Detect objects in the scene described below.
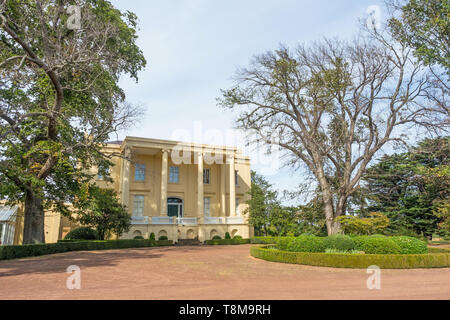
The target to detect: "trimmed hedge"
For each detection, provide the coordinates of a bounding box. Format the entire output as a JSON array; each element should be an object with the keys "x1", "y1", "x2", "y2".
[
  {"x1": 0, "y1": 239, "x2": 173, "y2": 260},
  {"x1": 323, "y1": 235, "x2": 356, "y2": 252},
  {"x1": 64, "y1": 227, "x2": 99, "y2": 240},
  {"x1": 250, "y1": 246, "x2": 450, "y2": 269},
  {"x1": 206, "y1": 238, "x2": 250, "y2": 245},
  {"x1": 251, "y1": 237, "x2": 289, "y2": 244}
]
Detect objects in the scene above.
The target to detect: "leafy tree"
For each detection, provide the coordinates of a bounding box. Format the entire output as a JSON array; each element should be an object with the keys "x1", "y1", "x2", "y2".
[
  {"x1": 336, "y1": 212, "x2": 390, "y2": 235},
  {"x1": 388, "y1": 0, "x2": 449, "y2": 70},
  {"x1": 363, "y1": 137, "x2": 449, "y2": 238},
  {"x1": 296, "y1": 197, "x2": 327, "y2": 236},
  {"x1": 75, "y1": 186, "x2": 131, "y2": 240},
  {"x1": 0, "y1": 0, "x2": 146, "y2": 243},
  {"x1": 245, "y1": 171, "x2": 278, "y2": 236},
  {"x1": 267, "y1": 205, "x2": 299, "y2": 236}
]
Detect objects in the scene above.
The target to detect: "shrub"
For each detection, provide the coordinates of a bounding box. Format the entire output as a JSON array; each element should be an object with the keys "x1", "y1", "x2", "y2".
[
  {"x1": 205, "y1": 238, "x2": 250, "y2": 245},
  {"x1": 325, "y1": 248, "x2": 360, "y2": 254},
  {"x1": 225, "y1": 232, "x2": 231, "y2": 239},
  {"x1": 133, "y1": 236, "x2": 144, "y2": 240},
  {"x1": 276, "y1": 237, "x2": 295, "y2": 251},
  {"x1": 323, "y1": 234, "x2": 356, "y2": 251},
  {"x1": 354, "y1": 236, "x2": 401, "y2": 254},
  {"x1": 0, "y1": 239, "x2": 174, "y2": 260},
  {"x1": 149, "y1": 232, "x2": 155, "y2": 241},
  {"x1": 158, "y1": 236, "x2": 168, "y2": 241},
  {"x1": 250, "y1": 246, "x2": 450, "y2": 269},
  {"x1": 251, "y1": 237, "x2": 281, "y2": 244},
  {"x1": 212, "y1": 235, "x2": 222, "y2": 240},
  {"x1": 284, "y1": 235, "x2": 326, "y2": 253},
  {"x1": 233, "y1": 235, "x2": 243, "y2": 240},
  {"x1": 391, "y1": 236, "x2": 428, "y2": 254},
  {"x1": 64, "y1": 227, "x2": 99, "y2": 240}
]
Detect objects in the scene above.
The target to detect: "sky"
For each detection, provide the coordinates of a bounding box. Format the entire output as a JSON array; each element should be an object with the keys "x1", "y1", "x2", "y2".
[{"x1": 109, "y1": 0, "x2": 386, "y2": 204}]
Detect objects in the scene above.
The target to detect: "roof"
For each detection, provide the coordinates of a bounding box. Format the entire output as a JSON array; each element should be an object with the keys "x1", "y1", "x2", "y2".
[{"x1": 0, "y1": 205, "x2": 18, "y2": 222}]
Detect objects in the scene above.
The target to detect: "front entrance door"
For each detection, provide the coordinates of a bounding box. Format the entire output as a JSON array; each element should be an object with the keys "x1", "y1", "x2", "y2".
[{"x1": 167, "y1": 198, "x2": 183, "y2": 218}]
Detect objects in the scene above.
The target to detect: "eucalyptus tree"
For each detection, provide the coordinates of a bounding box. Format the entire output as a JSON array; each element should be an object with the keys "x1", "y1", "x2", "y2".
[
  {"x1": 0, "y1": 0, "x2": 146, "y2": 243},
  {"x1": 219, "y1": 25, "x2": 448, "y2": 234}
]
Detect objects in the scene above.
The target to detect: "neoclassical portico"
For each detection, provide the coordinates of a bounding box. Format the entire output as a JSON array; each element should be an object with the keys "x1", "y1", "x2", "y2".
[{"x1": 113, "y1": 137, "x2": 252, "y2": 242}]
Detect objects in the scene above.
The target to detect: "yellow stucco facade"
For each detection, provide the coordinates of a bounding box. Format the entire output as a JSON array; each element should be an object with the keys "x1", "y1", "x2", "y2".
[{"x1": 100, "y1": 137, "x2": 253, "y2": 242}]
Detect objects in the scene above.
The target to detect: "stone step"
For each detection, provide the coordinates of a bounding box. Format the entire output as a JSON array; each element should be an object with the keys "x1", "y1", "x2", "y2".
[{"x1": 176, "y1": 239, "x2": 203, "y2": 246}]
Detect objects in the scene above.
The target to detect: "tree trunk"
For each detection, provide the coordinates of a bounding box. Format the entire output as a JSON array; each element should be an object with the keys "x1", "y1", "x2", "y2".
[{"x1": 23, "y1": 191, "x2": 45, "y2": 244}]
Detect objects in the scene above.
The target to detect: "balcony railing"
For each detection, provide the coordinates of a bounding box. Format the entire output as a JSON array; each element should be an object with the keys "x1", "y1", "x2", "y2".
[
  {"x1": 226, "y1": 216, "x2": 244, "y2": 224},
  {"x1": 151, "y1": 216, "x2": 174, "y2": 225},
  {"x1": 176, "y1": 217, "x2": 198, "y2": 225},
  {"x1": 204, "y1": 216, "x2": 226, "y2": 224},
  {"x1": 131, "y1": 216, "x2": 149, "y2": 225}
]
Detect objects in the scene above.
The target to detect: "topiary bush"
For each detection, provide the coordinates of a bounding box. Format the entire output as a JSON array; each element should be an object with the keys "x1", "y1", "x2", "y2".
[
  {"x1": 158, "y1": 236, "x2": 168, "y2": 241},
  {"x1": 285, "y1": 235, "x2": 326, "y2": 253},
  {"x1": 149, "y1": 232, "x2": 155, "y2": 241},
  {"x1": 133, "y1": 236, "x2": 144, "y2": 240},
  {"x1": 233, "y1": 235, "x2": 243, "y2": 240},
  {"x1": 323, "y1": 234, "x2": 356, "y2": 251},
  {"x1": 391, "y1": 236, "x2": 428, "y2": 254},
  {"x1": 355, "y1": 236, "x2": 401, "y2": 254},
  {"x1": 212, "y1": 235, "x2": 222, "y2": 240},
  {"x1": 276, "y1": 237, "x2": 296, "y2": 251},
  {"x1": 225, "y1": 232, "x2": 231, "y2": 239},
  {"x1": 64, "y1": 227, "x2": 99, "y2": 240}
]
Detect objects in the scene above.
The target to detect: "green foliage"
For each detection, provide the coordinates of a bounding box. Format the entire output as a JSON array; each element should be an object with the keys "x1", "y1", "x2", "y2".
[
  {"x1": 225, "y1": 232, "x2": 231, "y2": 239},
  {"x1": 212, "y1": 235, "x2": 222, "y2": 240},
  {"x1": 336, "y1": 213, "x2": 389, "y2": 235},
  {"x1": 205, "y1": 238, "x2": 250, "y2": 245},
  {"x1": 391, "y1": 236, "x2": 428, "y2": 254},
  {"x1": 323, "y1": 235, "x2": 356, "y2": 251},
  {"x1": 363, "y1": 137, "x2": 449, "y2": 238},
  {"x1": 250, "y1": 237, "x2": 285, "y2": 244},
  {"x1": 149, "y1": 232, "x2": 155, "y2": 241},
  {"x1": 74, "y1": 187, "x2": 131, "y2": 240},
  {"x1": 353, "y1": 236, "x2": 402, "y2": 254},
  {"x1": 0, "y1": 240, "x2": 173, "y2": 260},
  {"x1": 64, "y1": 227, "x2": 99, "y2": 240},
  {"x1": 325, "y1": 248, "x2": 360, "y2": 254},
  {"x1": 133, "y1": 236, "x2": 144, "y2": 240},
  {"x1": 158, "y1": 236, "x2": 168, "y2": 241},
  {"x1": 285, "y1": 235, "x2": 326, "y2": 253},
  {"x1": 233, "y1": 235, "x2": 243, "y2": 240},
  {"x1": 251, "y1": 246, "x2": 450, "y2": 269},
  {"x1": 388, "y1": 0, "x2": 449, "y2": 70}
]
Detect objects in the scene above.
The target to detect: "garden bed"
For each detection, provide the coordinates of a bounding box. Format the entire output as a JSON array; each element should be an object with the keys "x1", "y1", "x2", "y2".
[
  {"x1": 0, "y1": 239, "x2": 173, "y2": 260},
  {"x1": 250, "y1": 245, "x2": 450, "y2": 269}
]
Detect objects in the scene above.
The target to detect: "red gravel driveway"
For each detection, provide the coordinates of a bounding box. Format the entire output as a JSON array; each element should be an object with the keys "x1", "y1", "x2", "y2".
[{"x1": 0, "y1": 245, "x2": 449, "y2": 300}]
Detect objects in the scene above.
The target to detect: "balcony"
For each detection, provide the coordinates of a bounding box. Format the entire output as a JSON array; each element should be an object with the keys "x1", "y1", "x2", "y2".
[
  {"x1": 176, "y1": 217, "x2": 198, "y2": 225},
  {"x1": 151, "y1": 216, "x2": 174, "y2": 225},
  {"x1": 131, "y1": 216, "x2": 149, "y2": 225},
  {"x1": 204, "y1": 216, "x2": 226, "y2": 224},
  {"x1": 226, "y1": 216, "x2": 244, "y2": 224}
]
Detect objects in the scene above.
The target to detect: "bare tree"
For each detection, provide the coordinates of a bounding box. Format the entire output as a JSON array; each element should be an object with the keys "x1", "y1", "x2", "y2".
[{"x1": 219, "y1": 28, "x2": 448, "y2": 234}]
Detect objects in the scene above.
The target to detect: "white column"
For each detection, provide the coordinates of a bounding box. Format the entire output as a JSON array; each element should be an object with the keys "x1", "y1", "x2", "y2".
[
  {"x1": 121, "y1": 147, "x2": 131, "y2": 207},
  {"x1": 160, "y1": 149, "x2": 168, "y2": 216},
  {"x1": 197, "y1": 152, "x2": 204, "y2": 218},
  {"x1": 228, "y1": 154, "x2": 236, "y2": 217},
  {"x1": 220, "y1": 161, "x2": 226, "y2": 217}
]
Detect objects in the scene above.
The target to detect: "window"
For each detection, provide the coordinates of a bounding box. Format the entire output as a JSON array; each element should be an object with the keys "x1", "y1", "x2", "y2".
[
  {"x1": 97, "y1": 165, "x2": 109, "y2": 180},
  {"x1": 235, "y1": 170, "x2": 239, "y2": 186},
  {"x1": 132, "y1": 195, "x2": 145, "y2": 216},
  {"x1": 203, "y1": 168, "x2": 210, "y2": 184},
  {"x1": 135, "y1": 163, "x2": 146, "y2": 182},
  {"x1": 235, "y1": 198, "x2": 240, "y2": 215},
  {"x1": 169, "y1": 166, "x2": 179, "y2": 183},
  {"x1": 204, "y1": 197, "x2": 211, "y2": 216}
]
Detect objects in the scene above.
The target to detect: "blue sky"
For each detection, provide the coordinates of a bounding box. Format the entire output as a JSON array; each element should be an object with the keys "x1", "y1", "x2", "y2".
[{"x1": 110, "y1": 0, "x2": 385, "y2": 204}]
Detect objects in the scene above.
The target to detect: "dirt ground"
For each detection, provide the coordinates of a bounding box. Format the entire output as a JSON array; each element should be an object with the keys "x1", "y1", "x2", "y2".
[{"x1": 0, "y1": 244, "x2": 449, "y2": 300}]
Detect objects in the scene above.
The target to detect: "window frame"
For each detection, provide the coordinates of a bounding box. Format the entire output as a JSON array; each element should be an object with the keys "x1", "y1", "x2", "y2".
[
  {"x1": 132, "y1": 195, "x2": 145, "y2": 217},
  {"x1": 203, "y1": 168, "x2": 210, "y2": 184},
  {"x1": 204, "y1": 197, "x2": 211, "y2": 216},
  {"x1": 169, "y1": 166, "x2": 180, "y2": 183},
  {"x1": 134, "y1": 163, "x2": 146, "y2": 182}
]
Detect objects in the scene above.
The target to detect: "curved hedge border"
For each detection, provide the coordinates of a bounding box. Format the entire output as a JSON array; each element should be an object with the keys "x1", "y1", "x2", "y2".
[
  {"x1": 250, "y1": 245, "x2": 450, "y2": 269},
  {"x1": 206, "y1": 238, "x2": 250, "y2": 245},
  {"x1": 0, "y1": 239, "x2": 173, "y2": 261}
]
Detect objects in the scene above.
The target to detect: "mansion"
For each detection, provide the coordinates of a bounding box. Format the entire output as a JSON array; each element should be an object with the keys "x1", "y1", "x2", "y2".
[{"x1": 0, "y1": 137, "x2": 253, "y2": 245}]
